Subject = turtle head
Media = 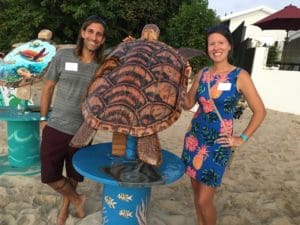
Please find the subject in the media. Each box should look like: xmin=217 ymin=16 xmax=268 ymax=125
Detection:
xmin=141 ymin=24 xmax=160 ymax=41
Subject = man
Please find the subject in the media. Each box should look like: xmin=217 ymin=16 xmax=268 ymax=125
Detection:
xmin=39 ymin=15 xmax=106 ymax=225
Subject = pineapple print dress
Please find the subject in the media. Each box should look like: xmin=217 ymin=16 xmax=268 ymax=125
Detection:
xmin=182 ymin=67 xmax=241 ymax=187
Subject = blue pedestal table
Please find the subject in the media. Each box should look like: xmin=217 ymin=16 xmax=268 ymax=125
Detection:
xmin=0 ymin=103 xmax=40 ymax=175
xmin=72 ymin=137 xmax=185 ymax=225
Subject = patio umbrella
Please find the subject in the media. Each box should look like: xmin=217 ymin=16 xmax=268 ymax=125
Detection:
xmin=253 ymin=4 xmax=300 ymax=40
xmin=177 ymin=47 xmax=206 ymax=60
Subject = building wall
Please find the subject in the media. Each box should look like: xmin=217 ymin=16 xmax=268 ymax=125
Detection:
xmin=221 ymin=7 xmax=300 ymax=115
xmin=251 ymin=47 xmax=300 ymax=115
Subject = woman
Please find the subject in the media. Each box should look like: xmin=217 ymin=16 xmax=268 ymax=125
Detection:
xmin=182 ymin=24 xmax=266 ymax=225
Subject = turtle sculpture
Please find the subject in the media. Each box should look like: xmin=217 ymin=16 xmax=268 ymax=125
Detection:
xmin=71 ymin=38 xmax=192 ymax=167
xmin=0 ymin=38 xmax=56 ymax=88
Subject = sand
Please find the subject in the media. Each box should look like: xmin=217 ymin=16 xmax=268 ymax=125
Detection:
xmin=0 ymin=103 xmax=299 ymax=224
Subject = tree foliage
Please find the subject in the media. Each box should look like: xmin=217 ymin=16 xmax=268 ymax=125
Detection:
xmin=165 ymin=0 xmax=219 ymax=71
xmin=0 ymin=0 xmax=219 ymax=70
xmin=0 ymin=0 xmax=45 ymax=51
xmin=267 ymin=45 xmax=279 ymax=66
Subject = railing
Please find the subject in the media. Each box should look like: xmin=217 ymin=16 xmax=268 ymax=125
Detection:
xmin=273 ymin=61 xmax=300 ymax=71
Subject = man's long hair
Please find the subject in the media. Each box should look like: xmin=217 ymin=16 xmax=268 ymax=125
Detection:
xmin=75 ymin=16 xmax=106 ymax=63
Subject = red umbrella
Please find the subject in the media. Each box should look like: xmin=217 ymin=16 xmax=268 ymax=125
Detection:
xmin=253 ymin=5 xmax=300 ymax=63
xmin=253 ymin=4 xmax=300 ymax=33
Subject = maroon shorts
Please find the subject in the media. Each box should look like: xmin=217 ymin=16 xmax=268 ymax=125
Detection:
xmin=40 ymin=125 xmax=84 ymax=183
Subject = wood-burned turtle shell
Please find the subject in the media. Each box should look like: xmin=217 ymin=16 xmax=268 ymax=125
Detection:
xmin=83 ymin=39 xmax=188 ymax=136
xmin=71 ymin=39 xmax=189 ymax=166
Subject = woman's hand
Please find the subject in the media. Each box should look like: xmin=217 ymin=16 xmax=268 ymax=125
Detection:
xmin=183 ymin=69 xmax=202 ymax=110
xmin=216 ymin=134 xmax=245 ymax=148
xmin=122 ymin=35 xmax=135 ymax=42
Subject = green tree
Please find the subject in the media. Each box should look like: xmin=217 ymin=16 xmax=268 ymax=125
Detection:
xmin=0 ymin=0 xmax=219 ymax=66
xmin=0 ymin=0 xmax=45 ymax=52
xmin=89 ymin=0 xmax=185 ymax=46
xmin=0 ymin=0 xmax=186 ymax=51
xmin=165 ymin=0 xmax=219 ymax=71
xmin=267 ymin=45 xmax=279 ymax=66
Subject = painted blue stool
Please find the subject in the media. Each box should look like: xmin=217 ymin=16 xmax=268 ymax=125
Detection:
xmin=0 ymin=102 xmax=40 ymax=168
xmin=73 ymin=136 xmax=185 ymax=225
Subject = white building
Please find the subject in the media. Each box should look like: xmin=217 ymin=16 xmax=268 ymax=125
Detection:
xmin=221 ymin=6 xmax=287 ymax=47
xmin=220 ymin=5 xmax=300 ymax=115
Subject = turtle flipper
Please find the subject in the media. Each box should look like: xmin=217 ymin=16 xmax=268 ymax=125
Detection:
xmin=70 ymin=121 xmax=97 ymax=148
xmin=137 ymin=133 xmax=162 ymax=166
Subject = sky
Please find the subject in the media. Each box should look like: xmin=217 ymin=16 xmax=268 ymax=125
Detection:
xmin=208 ymin=0 xmax=300 ymax=17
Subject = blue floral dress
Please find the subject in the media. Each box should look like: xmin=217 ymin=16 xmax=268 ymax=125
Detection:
xmin=182 ymin=67 xmax=241 ymax=187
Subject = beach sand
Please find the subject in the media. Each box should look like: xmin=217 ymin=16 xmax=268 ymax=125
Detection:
xmin=0 ymin=94 xmax=299 ymax=224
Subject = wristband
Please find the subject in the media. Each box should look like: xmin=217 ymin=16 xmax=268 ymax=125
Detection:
xmin=240 ymin=133 xmax=249 ymax=142
xmin=40 ymin=116 xmax=48 ymax=121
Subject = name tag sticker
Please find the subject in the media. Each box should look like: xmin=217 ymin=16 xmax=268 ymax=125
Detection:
xmin=65 ymin=62 xmax=78 ymax=71
xmin=217 ymin=82 xmax=232 ymax=91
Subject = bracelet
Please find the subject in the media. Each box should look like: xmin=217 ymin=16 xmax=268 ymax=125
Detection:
xmin=40 ymin=116 xmax=48 ymax=121
xmin=240 ymin=133 xmax=249 ymax=142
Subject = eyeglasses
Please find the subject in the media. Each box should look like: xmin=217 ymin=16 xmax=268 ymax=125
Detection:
xmin=85 ymin=15 xmax=107 ymax=27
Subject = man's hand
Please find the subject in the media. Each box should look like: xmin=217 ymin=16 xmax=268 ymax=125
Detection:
xmin=122 ymin=35 xmax=135 ymax=42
